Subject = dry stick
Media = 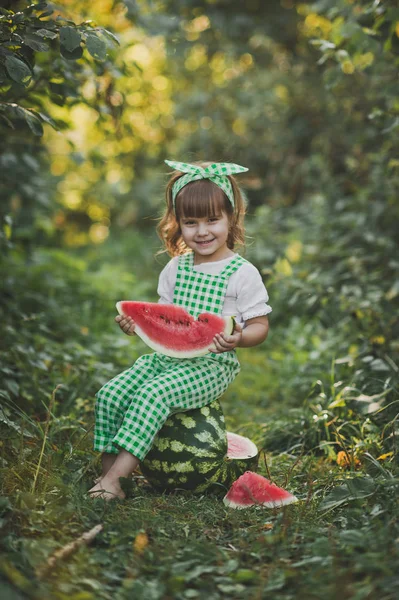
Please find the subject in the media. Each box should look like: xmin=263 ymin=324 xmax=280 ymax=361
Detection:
xmin=36 ymin=524 xmax=103 ymax=579
xmin=31 ymin=384 xmax=61 ymax=494
xmin=262 ymin=449 xmax=273 ymax=483
xmin=283 ymin=447 xmax=305 ymax=488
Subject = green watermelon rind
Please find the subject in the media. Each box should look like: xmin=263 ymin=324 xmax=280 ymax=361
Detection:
xmin=116 ymin=301 xmax=235 ymax=359
xmin=141 ymin=399 xmax=259 ymax=495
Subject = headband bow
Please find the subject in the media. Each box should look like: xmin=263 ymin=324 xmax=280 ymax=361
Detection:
xmin=164 ymin=160 xmax=248 ymax=208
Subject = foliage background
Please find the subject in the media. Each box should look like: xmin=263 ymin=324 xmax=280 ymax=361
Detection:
xmin=0 ymin=1 xmax=398 ymax=598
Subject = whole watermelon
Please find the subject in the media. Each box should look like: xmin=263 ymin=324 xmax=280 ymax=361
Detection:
xmin=140 ymin=399 xmax=258 ymax=494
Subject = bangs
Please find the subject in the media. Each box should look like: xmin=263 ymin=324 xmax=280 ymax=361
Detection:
xmin=175 ymin=179 xmax=231 ymax=219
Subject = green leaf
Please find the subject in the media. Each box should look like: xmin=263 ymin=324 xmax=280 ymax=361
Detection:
xmin=59 ymin=26 xmax=81 ymax=52
xmin=339 ymin=530 xmax=366 ymax=547
xmin=0 ymin=112 xmax=14 ymax=129
xmin=60 ymin=45 xmax=83 ymax=61
xmin=38 ymin=9 xmax=54 ymax=19
xmin=99 ymin=28 xmax=120 ymax=46
xmin=19 ymin=107 xmax=44 ymax=136
xmin=5 ymin=380 xmax=19 ymax=396
xmin=385 ymin=280 xmax=399 ymax=300
xmin=25 ymin=112 xmax=44 ymax=136
xmin=320 ymin=477 xmax=376 ymax=513
xmin=320 ymin=485 xmax=352 ymax=512
xmin=13 ymin=13 xmax=26 ymax=24
xmin=56 ymin=16 xmax=76 ymax=26
xmin=86 ymin=33 xmax=107 ymax=61
xmin=34 ymin=28 xmax=58 ymax=40
xmin=24 ymin=33 xmax=49 ymax=52
xmin=4 ymin=55 xmax=32 ymax=86
xmin=231 ymin=569 xmax=258 ymax=583
xmin=29 ymin=2 xmax=48 ymax=11
xmin=346 ymin=477 xmax=376 ymax=498
xmin=0 ymin=407 xmax=34 ymax=437
xmin=370 ymin=358 xmax=390 ymax=372
xmin=340 ymin=22 xmax=362 ymax=39
xmin=36 ymin=111 xmax=58 ymax=130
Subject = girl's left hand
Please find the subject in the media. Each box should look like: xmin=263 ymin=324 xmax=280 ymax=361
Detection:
xmin=210 ymin=322 xmax=243 ymax=354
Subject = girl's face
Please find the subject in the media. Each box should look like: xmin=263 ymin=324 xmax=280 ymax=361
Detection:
xmin=179 ymin=211 xmax=232 ymax=263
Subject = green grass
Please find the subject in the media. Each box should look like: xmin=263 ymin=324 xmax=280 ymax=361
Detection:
xmin=1 ymin=345 xmax=398 ymax=600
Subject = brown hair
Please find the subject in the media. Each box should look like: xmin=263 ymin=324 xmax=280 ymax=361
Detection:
xmin=157 ymin=161 xmax=246 ymax=256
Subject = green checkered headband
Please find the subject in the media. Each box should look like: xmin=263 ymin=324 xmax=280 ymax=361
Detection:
xmin=165 ymin=160 xmax=248 ymax=209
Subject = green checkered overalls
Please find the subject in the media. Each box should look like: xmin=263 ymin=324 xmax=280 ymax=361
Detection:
xmin=93 ymin=252 xmax=247 ymax=461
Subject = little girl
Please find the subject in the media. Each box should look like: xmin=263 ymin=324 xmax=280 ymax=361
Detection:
xmin=89 ymin=160 xmax=272 ymax=500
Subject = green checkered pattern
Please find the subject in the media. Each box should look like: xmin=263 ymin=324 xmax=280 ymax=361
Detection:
xmin=174 ymin=251 xmax=247 ymax=319
xmin=93 ymin=253 xmax=246 ymax=460
xmin=164 ymin=160 xmax=248 ymax=208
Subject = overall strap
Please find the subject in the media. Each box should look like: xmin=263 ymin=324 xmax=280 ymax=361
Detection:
xmin=218 ymin=254 xmax=248 ymax=279
xmin=178 ymin=251 xmax=194 ymax=273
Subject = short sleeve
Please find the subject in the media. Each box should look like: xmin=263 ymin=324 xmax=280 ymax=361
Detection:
xmin=157 ymin=257 xmax=178 ymax=304
xmin=236 ymin=263 xmax=272 ymax=322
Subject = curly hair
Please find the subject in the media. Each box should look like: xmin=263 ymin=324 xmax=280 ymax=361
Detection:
xmin=157 ymin=161 xmax=246 ymax=257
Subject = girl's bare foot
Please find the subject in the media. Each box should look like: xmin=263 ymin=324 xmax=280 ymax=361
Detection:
xmin=89 ymin=450 xmax=139 ymax=501
xmin=94 ymin=469 xmax=136 ymax=485
xmin=101 ymin=453 xmax=117 ymax=476
xmin=88 ymin=477 xmax=126 ymax=501
xmin=92 ymin=452 xmax=118 ymax=485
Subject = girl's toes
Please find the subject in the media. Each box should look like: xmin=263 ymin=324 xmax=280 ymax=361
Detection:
xmin=88 ymin=480 xmax=126 ymax=501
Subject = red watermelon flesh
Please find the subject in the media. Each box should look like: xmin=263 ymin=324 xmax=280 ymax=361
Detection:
xmin=223 ymin=471 xmax=298 ymax=509
xmin=227 ymin=432 xmax=258 ymax=459
xmin=116 ymin=301 xmax=234 ymax=358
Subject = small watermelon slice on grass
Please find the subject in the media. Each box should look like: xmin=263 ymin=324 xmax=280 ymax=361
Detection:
xmin=116 ymin=301 xmax=235 ymax=359
xmin=223 ymin=471 xmax=298 ymax=509
xmin=227 ymin=432 xmax=258 ymax=459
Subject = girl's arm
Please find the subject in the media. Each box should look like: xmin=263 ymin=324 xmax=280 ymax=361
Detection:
xmin=237 ymin=315 xmax=269 ymax=348
xmin=212 ymin=315 xmax=269 ymax=353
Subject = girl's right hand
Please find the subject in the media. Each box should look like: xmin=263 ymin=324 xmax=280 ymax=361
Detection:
xmin=115 ymin=314 xmax=136 ymax=336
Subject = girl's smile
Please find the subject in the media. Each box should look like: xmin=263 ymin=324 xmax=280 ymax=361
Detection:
xmin=196 ymin=239 xmax=215 ymax=246
xmin=179 ymin=212 xmax=233 ymax=263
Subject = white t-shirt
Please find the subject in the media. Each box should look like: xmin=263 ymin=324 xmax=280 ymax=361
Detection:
xmin=157 ymin=254 xmax=272 ymax=326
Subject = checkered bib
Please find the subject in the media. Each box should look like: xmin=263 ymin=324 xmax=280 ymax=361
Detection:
xmin=93 ymin=252 xmax=247 ymax=460
xmin=173 ymin=251 xmax=246 ymax=369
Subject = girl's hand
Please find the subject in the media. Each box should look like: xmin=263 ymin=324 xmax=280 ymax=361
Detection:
xmin=210 ymin=322 xmax=243 ymax=354
xmin=115 ymin=314 xmax=136 ymax=336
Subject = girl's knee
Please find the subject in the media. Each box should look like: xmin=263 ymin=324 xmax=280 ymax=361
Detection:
xmin=134 ymin=386 xmax=170 ymax=414
xmin=96 ymin=369 xmax=133 ymax=400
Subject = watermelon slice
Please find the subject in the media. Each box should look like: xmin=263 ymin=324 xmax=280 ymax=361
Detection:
xmin=116 ymin=301 xmax=234 ymax=358
xmin=223 ymin=471 xmax=298 ymax=509
xmin=227 ymin=432 xmax=258 ymax=460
